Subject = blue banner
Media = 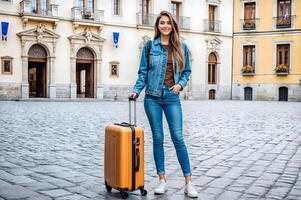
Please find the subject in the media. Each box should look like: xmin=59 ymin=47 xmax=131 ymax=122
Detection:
xmin=1 ymin=22 xmax=9 ymax=42
xmin=113 ymin=32 xmax=119 ymax=48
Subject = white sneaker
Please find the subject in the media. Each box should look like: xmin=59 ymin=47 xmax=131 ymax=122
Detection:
xmin=154 ymin=179 xmax=167 ymax=195
xmin=184 ymin=182 xmax=198 ymax=198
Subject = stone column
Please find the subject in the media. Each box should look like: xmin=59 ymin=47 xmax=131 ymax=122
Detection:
xmin=96 ymin=59 xmax=103 ymax=99
xmin=70 ymin=57 xmax=77 ymax=99
xmin=21 ymin=56 xmax=29 ymax=99
xmin=49 ymin=57 xmax=56 ymax=99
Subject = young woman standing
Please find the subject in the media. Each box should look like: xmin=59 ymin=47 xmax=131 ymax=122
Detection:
xmin=129 ymin=11 xmax=198 ymax=198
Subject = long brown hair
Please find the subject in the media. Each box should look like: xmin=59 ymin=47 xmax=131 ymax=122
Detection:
xmin=154 ymin=11 xmax=184 ymax=71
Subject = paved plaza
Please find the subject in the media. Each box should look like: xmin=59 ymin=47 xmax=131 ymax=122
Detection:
xmin=0 ymin=100 xmax=301 ymax=200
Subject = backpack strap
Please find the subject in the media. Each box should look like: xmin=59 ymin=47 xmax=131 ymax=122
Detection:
xmin=145 ymin=40 xmax=152 ymax=66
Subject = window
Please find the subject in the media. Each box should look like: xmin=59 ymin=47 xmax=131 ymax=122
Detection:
xmin=243 ymin=2 xmax=256 ymax=30
xmin=171 ymin=1 xmax=181 ymax=20
xmin=277 ymin=0 xmax=292 ymax=28
xmin=110 ymin=61 xmax=119 ymax=77
xmin=31 ymin=0 xmax=49 ymax=15
xmin=79 ymin=0 xmax=94 ymax=18
xmin=113 ymin=0 xmax=121 ymax=15
xmin=277 ymin=44 xmax=290 ymax=67
xmin=278 ymin=0 xmax=291 ymax=17
xmin=243 ymin=45 xmax=255 ymax=67
xmin=1 ymin=56 xmax=13 ymax=75
xmin=208 ymin=53 xmax=217 ymax=84
xmin=140 ymin=0 xmax=150 ymax=24
xmin=142 ymin=0 xmax=150 ymax=15
xmin=208 ymin=5 xmax=216 ymax=32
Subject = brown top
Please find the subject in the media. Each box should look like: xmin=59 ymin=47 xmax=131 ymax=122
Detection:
xmin=162 ymin=44 xmax=175 ymax=87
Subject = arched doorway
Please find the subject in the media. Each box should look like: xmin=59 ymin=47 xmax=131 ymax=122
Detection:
xmin=76 ymin=47 xmax=94 ymax=98
xmin=208 ymin=53 xmax=217 ymax=84
xmin=279 ymin=87 xmax=288 ymax=101
xmin=244 ymin=87 xmax=253 ymax=101
xmin=209 ymin=89 xmax=215 ymax=100
xmin=28 ymin=44 xmax=47 ymax=98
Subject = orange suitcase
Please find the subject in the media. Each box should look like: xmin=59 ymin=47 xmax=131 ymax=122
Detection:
xmin=104 ymin=99 xmax=147 ymax=199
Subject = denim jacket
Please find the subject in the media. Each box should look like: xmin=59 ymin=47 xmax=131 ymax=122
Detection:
xmin=133 ymin=37 xmax=191 ymax=97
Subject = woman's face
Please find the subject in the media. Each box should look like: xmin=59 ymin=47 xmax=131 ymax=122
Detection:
xmin=158 ymin=15 xmax=172 ymax=36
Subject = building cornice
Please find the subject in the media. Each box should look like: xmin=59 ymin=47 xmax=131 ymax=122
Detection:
xmin=234 ymin=29 xmax=301 ymax=36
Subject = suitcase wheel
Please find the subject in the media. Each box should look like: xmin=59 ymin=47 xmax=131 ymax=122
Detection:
xmin=120 ymin=191 xmax=128 ymax=199
xmin=105 ymin=181 xmax=112 ymax=192
xmin=140 ymin=188 xmax=147 ymax=196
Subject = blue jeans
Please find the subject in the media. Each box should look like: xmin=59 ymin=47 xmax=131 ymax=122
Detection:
xmin=144 ymin=87 xmax=192 ymax=177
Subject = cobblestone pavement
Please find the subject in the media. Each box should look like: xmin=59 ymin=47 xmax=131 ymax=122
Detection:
xmin=0 ymin=100 xmax=301 ymax=200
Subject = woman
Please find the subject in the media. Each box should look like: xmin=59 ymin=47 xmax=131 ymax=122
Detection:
xmin=128 ymin=11 xmax=198 ymax=198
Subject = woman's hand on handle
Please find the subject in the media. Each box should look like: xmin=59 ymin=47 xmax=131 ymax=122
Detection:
xmin=128 ymin=92 xmax=138 ymax=100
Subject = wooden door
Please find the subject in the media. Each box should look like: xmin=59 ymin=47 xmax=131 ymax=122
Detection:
xmin=244 ymin=87 xmax=253 ymax=101
xmin=209 ymin=5 xmax=216 ymax=31
xmin=279 ymin=87 xmax=288 ymax=101
xmin=33 ymin=0 xmax=49 ymax=15
xmin=244 ymin=2 xmax=255 ymax=20
xmin=85 ymin=63 xmax=94 ymax=98
xmin=171 ymin=2 xmax=180 ymax=21
xmin=142 ymin=0 xmax=150 ymax=24
xmin=35 ymin=63 xmax=46 ymax=97
xmin=278 ymin=0 xmax=291 ymax=17
xmin=28 ymin=61 xmax=47 ymax=98
xmin=209 ymin=90 xmax=215 ymax=100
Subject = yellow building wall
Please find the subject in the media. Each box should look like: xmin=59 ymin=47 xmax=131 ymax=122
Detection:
xmin=233 ymin=0 xmax=301 ymax=85
xmin=233 ymin=34 xmax=301 ymax=84
xmin=295 ymin=0 xmax=301 ymax=28
xmin=234 ymin=0 xmax=301 ymax=32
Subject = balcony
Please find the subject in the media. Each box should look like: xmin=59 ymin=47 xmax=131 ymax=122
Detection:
xmin=203 ymin=19 xmax=221 ymax=33
xmin=19 ymin=0 xmax=59 ymax=28
xmin=241 ymin=18 xmax=260 ymax=31
xmin=173 ymin=16 xmax=191 ymax=30
xmin=136 ymin=12 xmax=156 ymax=27
xmin=72 ymin=7 xmax=104 ymax=31
xmin=72 ymin=7 xmax=104 ymax=23
xmin=274 ymin=15 xmax=296 ymax=29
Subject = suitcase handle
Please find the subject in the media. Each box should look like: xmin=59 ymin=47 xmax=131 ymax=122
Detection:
xmin=129 ymin=99 xmax=136 ymax=126
xmin=135 ymin=148 xmax=140 ymax=172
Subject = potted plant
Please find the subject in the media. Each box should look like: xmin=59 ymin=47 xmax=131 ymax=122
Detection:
xmin=241 ymin=65 xmax=255 ymax=74
xmin=243 ymin=20 xmax=256 ymax=30
xmin=275 ymin=64 xmax=289 ymax=73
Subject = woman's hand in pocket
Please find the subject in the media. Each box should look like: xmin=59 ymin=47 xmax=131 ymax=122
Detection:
xmin=169 ymin=84 xmax=182 ymax=94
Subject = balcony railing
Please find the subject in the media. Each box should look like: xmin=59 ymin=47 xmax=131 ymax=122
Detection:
xmin=136 ymin=12 xmax=156 ymax=27
xmin=274 ymin=15 xmax=296 ymax=29
xmin=20 ymin=0 xmax=58 ymax=17
xmin=173 ymin=16 xmax=191 ymax=30
xmin=241 ymin=18 xmax=260 ymax=30
xmin=72 ymin=7 xmax=104 ymax=23
xmin=203 ymin=19 xmax=221 ymax=33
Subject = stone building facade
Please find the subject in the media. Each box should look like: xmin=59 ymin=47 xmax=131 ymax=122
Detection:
xmin=0 ymin=0 xmax=233 ymax=100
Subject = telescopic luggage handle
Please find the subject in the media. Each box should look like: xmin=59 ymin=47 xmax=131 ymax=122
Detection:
xmin=128 ymin=98 xmax=136 ymax=126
